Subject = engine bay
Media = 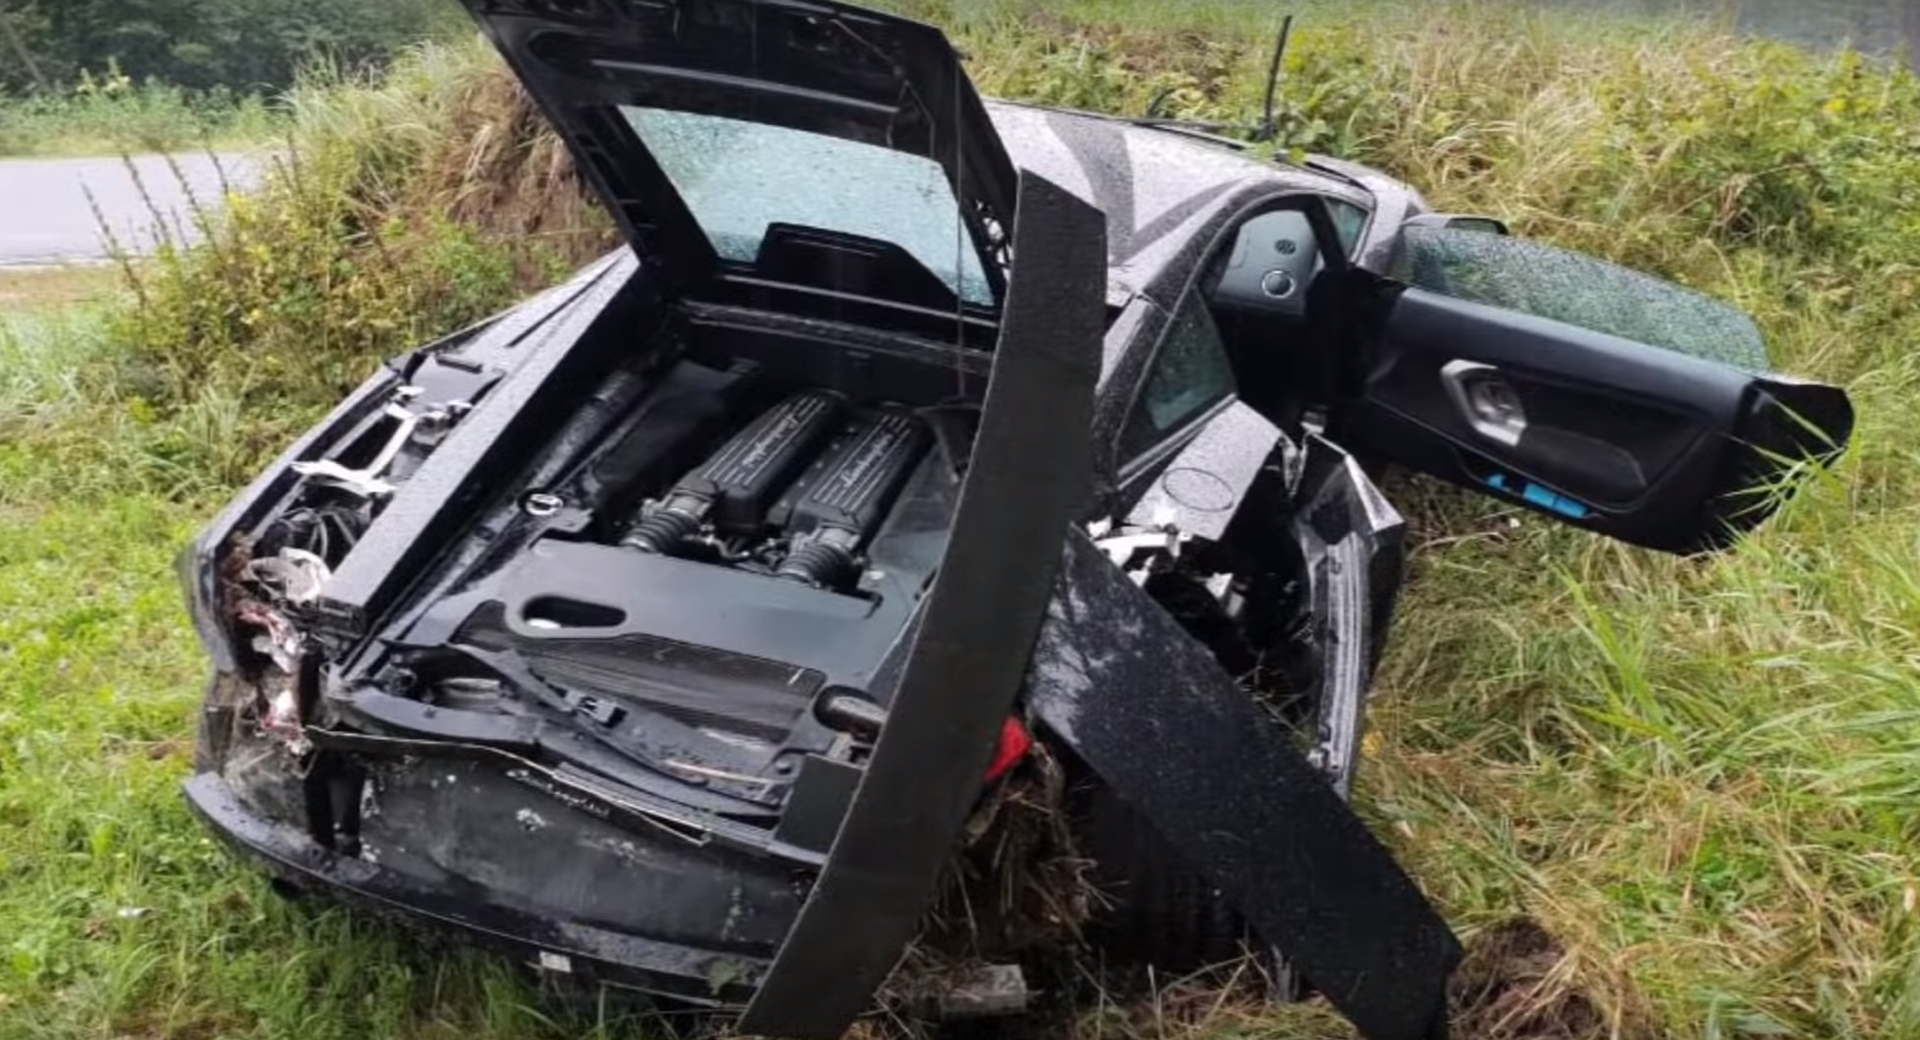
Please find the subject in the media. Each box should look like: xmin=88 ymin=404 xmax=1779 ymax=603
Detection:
xmin=211 ymin=303 xmax=985 ymax=832
xmin=388 ymin=359 xmax=970 ymax=779
xmin=205 ymin=274 xmax=1335 ymax=871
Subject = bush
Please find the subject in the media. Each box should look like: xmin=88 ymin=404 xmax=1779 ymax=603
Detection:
xmin=111 ymin=41 xmax=613 ymax=422
xmin=0 ymin=0 xmax=467 ymax=95
xmin=0 ymin=68 xmax=280 ymax=156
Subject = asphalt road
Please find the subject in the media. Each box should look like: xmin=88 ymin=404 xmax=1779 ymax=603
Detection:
xmin=0 ymin=152 xmax=265 ymax=267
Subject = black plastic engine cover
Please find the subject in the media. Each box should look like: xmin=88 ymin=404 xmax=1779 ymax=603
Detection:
xmin=680 ymin=390 xmax=844 ymax=533
xmin=583 ymin=360 xmax=754 ymax=511
xmin=772 ymin=407 xmax=931 ymax=541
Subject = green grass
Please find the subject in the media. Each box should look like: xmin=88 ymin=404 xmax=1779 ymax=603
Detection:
xmin=0 ymin=269 xmax=119 ymax=420
xmin=0 ymin=81 xmax=283 ymax=158
xmin=0 ymin=491 xmax=622 ymax=1040
xmin=3 ymin=1 xmax=1919 ymax=1037
xmin=0 ymin=285 xmax=655 ymax=1040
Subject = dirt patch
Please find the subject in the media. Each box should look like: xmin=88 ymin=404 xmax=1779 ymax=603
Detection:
xmin=1450 ymin=919 xmax=1607 ymax=1040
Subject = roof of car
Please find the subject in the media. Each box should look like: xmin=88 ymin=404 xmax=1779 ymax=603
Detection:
xmin=985 ymin=100 xmax=1378 ymax=301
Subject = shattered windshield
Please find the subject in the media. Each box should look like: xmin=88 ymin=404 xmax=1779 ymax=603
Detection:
xmin=1391 ymin=226 xmax=1770 ymax=371
xmin=622 ymin=106 xmax=994 ymax=307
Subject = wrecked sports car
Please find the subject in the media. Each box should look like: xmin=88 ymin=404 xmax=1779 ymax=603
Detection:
xmin=177 ymin=3 xmax=1854 ymax=1039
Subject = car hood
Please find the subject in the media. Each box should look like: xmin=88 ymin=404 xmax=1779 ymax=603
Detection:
xmin=454 ymin=0 xmax=1019 ymax=315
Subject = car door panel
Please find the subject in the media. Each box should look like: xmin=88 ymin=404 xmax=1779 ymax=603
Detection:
xmin=1342 ymin=232 xmax=1852 ymax=554
xmin=741 ymin=169 xmax=1105 ymax=1039
xmin=1026 ymin=529 xmax=1457 ymax=1040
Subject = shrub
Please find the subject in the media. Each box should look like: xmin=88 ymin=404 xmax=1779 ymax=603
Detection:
xmin=0 ymin=68 xmax=281 ymax=156
xmin=110 ymin=41 xmax=613 ymax=420
xmin=0 ymin=0 xmax=467 ymax=95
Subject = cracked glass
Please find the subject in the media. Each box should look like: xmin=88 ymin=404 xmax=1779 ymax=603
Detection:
xmin=623 ymin=106 xmax=994 ymax=307
xmin=1391 ymin=226 xmax=1769 ymax=371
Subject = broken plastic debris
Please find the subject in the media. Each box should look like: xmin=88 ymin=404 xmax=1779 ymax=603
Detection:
xmin=245 ymin=548 xmax=333 ymax=606
xmin=233 ymin=602 xmax=302 ymax=673
xmin=262 ymin=687 xmax=311 ymax=757
xmin=930 ymin=964 xmax=1029 ymax=1019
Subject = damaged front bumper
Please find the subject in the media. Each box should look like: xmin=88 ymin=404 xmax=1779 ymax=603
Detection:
xmin=184 ymin=738 xmax=807 ymax=1006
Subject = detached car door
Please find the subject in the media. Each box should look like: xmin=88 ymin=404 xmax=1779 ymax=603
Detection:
xmin=1339 ymin=225 xmax=1853 ymax=553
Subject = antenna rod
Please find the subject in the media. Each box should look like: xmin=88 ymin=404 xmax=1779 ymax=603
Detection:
xmin=1256 ymin=14 xmax=1293 ymax=144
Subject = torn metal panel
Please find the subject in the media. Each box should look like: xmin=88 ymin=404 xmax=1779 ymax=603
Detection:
xmin=740 ymin=169 xmax=1106 ymax=1038
xmin=1292 ymin=432 xmax=1407 ymax=799
xmin=1027 ymin=528 xmax=1459 ymax=1040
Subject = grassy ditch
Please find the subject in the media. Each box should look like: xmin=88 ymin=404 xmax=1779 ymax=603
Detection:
xmin=1 ymin=2 xmax=1918 ymax=1038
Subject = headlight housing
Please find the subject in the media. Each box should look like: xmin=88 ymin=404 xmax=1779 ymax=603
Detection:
xmin=176 ymin=533 xmax=238 ymax=671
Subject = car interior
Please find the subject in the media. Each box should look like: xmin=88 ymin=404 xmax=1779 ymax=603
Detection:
xmin=1203 ymin=204 xmax=1339 ymax=430
xmin=1121 ymin=195 xmax=1365 ymax=460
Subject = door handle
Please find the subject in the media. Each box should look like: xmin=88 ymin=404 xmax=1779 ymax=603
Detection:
xmin=1440 ymin=360 xmax=1527 ymax=447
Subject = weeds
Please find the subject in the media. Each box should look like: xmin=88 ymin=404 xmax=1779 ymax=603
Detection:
xmin=3 ymin=2 xmax=1920 ymax=1038
xmin=112 ymin=43 xmax=610 ymax=429
xmin=0 ymin=73 xmax=281 ymax=158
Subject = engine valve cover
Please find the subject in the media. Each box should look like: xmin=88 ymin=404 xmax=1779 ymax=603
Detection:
xmin=626 ymin=389 xmax=846 ymax=552
xmin=773 ymin=407 xmax=931 ymax=588
xmin=778 ymin=408 xmax=931 ymax=539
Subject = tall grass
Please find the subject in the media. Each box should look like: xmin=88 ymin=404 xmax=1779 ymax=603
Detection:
xmin=110 ymin=42 xmax=611 ymax=419
xmin=3 ymin=2 xmax=1918 ymax=1038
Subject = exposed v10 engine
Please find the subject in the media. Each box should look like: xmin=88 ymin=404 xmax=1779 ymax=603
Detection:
xmin=619 ymin=389 xmax=933 ymax=593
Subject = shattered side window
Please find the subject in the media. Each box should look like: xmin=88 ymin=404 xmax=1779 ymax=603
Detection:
xmin=1390 ymin=226 xmax=1770 ymax=371
xmin=622 ymin=106 xmax=994 ymax=307
xmin=1120 ymin=294 xmax=1235 ymax=462
xmin=1328 ymin=198 xmax=1369 ymax=256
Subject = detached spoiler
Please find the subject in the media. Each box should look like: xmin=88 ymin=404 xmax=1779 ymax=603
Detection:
xmin=741 ymin=170 xmax=1107 ymax=1035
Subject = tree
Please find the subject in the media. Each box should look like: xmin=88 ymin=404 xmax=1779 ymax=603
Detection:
xmin=0 ymin=1 xmax=48 ymax=91
xmin=0 ymin=0 xmax=461 ymax=95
